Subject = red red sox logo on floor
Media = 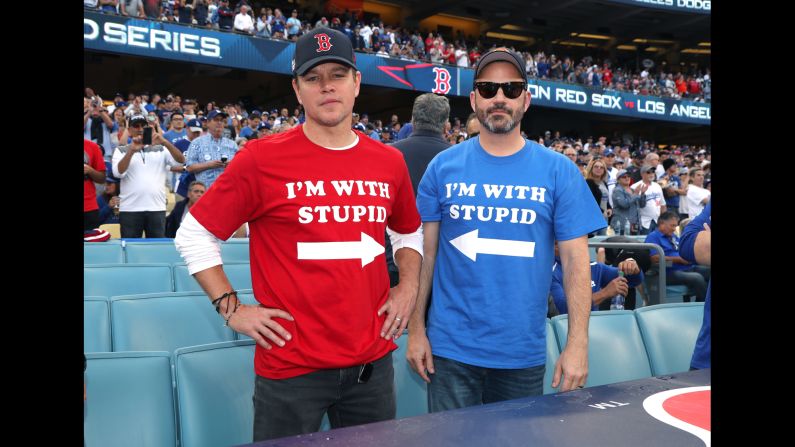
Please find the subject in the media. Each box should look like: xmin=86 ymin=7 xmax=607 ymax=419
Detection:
xmin=643 ymin=386 xmax=710 ymax=446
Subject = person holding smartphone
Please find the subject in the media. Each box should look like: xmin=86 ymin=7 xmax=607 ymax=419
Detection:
xmin=183 ymin=109 xmax=238 ymax=190
xmin=111 ymin=114 xmax=186 ymax=238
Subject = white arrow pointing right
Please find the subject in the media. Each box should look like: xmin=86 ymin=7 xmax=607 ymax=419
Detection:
xmin=449 ymin=229 xmax=535 ymax=262
xmin=297 ymin=232 xmax=385 ymax=267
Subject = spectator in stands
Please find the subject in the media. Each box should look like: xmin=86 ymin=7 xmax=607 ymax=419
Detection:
xmin=171 ymin=118 xmax=204 ymax=199
xmin=97 ymin=0 xmax=118 ymax=14
xmin=142 ymin=0 xmax=161 ymax=19
xmin=585 ymin=158 xmax=612 ymax=235
xmin=112 ymin=114 xmax=186 ymax=238
xmin=239 ymin=110 xmax=261 ymax=139
xmin=184 ymin=109 xmax=237 ymax=190
xmin=121 ymin=0 xmax=145 ymax=17
xmin=627 ymin=151 xmax=644 ymax=182
xmin=645 ymin=211 xmax=710 ymax=302
xmin=550 ymin=241 xmax=643 ymax=314
xmin=408 ymin=48 xmax=604 ymax=411
xmin=645 ymin=152 xmax=663 ymax=180
xmin=680 ymin=203 xmax=710 ymax=369
xmin=562 ymin=146 xmax=578 ymax=163
xmin=685 ymin=168 xmax=710 ymax=218
xmin=464 ymin=112 xmax=480 ymax=138
xmin=611 ymin=169 xmax=646 ymax=235
xmin=217 ymin=0 xmax=234 ymax=30
xmin=385 ymin=93 xmax=450 ymax=287
xmin=658 ymin=158 xmax=687 ymax=218
xmin=632 ymin=165 xmax=666 ymax=234
xmin=163 ymin=111 xmax=187 ymax=143
xmin=192 ymin=0 xmax=209 ymax=27
xmin=165 ymin=181 xmax=205 ymax=237
xmin=234 ymin=4 xmax=255 ymax=34
xmin=84 ymin=94 xmax=116 ymax=162
xmin=286 ymin=9 xmax=301 ymax=39
xmin=97 ymin=172 xmax=121 ymax=226
xmin=256 ymin=8 xmax=271 ymax=37
xmin=270 ymin=9 xmax=286 ymax=39
xmin=84 ymin=139 xmax=107 ymax=231
xmin=175 ymin=28 xmax=422 ymax=441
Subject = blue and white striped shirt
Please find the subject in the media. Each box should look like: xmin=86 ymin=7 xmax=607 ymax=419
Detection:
xmin=184 ymin=133 xmax=238 ymax=189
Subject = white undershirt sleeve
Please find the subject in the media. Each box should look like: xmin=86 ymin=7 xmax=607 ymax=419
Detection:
xmin=387 ymin=224 xmax=424 ymax=268
xmin=174 ymin=212 xmax=224 ymax=275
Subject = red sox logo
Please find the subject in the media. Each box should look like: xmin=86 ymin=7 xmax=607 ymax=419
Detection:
xmin=432 ymin=67 xmax=451 ymax=94
xmin=643 ymin=386 xmax=710 ymax=446
xmin=315 ymin=34 xmax=333 ymax=52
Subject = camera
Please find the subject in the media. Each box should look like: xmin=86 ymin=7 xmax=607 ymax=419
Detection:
xmin=221 ymin=155 xmax=228 ymax=163
xmin=91 ymin=97 xmax=100 ymax=108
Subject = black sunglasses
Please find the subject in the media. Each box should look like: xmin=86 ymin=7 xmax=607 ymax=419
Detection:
xmin=474 ymin=81 xmax=526 ymax=99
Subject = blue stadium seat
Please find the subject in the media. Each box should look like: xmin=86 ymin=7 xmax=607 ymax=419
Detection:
xmin=173 ymin=262 xmax=252 ymax=292
xmin=84 ymin=296 xmax=111 ymax=353
xmin=393 ymin=331 xmax=429 ymax=418
xmin=221 ymin=240 xmax=250 ymax=263
xmin=174 ymin=341 xmax=256 ymax=447
xmin=84 ymin=241 xmax=124 ymax=264
xmin=544 ymin=318 xmax=561 ymax=395
xmin=125 ymin=241 xmax=184 ymax=264
xmin=634 ymin=302 xmax=705 ymax=375
xmin=85 ymin=263 xmax=173 ymax=297
xmin=84 ymin=351 xmax=177 ymax=447
xmin=551 ymin=311 xmax=652 ymax=387
xmin=110 ymin=292 xmax=236 ymax=353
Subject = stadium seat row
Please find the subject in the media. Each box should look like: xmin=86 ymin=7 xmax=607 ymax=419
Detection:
xmin=84 ymin=300 xmax=704 ymax=447
xmin=84 ymin=239 xmax=250 ymax=264
xmin=84 ymin=262 xmax=252 ymax=296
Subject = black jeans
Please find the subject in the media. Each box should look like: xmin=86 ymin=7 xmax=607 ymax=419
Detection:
xmin=119 ymin=211 xmax=166 ymax=238
xmin=252 ymin=351 xmax=395 ymax=441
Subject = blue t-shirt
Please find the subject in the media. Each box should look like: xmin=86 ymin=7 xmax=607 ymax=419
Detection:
xmin=163 ymin=129 xmax=187 ymax=144
xmin=680 ymin=202 xmax=710 ymax=369
xmin=417 ymin=137 xmax=605 ymax=368
xmin=644 ymin=230 xmax=691 ymax=273
xmin=239 ymin=126 xmax=256 ymax=139
xmin=663 ymin=174 xmax=681 ymax=209
xmin=550 ymin=260 xmax=643 ymax=314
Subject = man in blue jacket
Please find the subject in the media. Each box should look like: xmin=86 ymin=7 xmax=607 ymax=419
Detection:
xmin=550 ymin=241 xmax=643 ymax=314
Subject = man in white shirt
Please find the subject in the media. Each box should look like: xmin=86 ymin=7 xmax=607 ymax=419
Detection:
xmin=359 ymin=24 xmax=373 ymax=49
xmin=631 ymin=165 xmax=666 ymax=234
xmin=112 ymin=114 xmax=186 ymax=238
xmin=234 ymin=5 xmax=255 ymax=34
xmin=685 ymin=168 xmax=711 ymax=217
xmin=455 ymin=45 xmax=469 ymax=67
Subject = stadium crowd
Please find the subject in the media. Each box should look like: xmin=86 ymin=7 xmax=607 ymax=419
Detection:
xmin=83 ymin=1 xmax=711 ymax=102
xmin=84 ymin=85 xmax=710 ymax=239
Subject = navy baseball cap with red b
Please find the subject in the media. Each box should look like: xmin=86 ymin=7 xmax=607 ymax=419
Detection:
xmin=292 ymin=28 xmax=356 ymax=76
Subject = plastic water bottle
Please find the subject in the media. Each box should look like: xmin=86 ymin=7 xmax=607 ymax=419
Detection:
xmin=623 ymin=219 xmax=631 ymax=236
xmin=610 ymin=271 xmax=625 ymax=310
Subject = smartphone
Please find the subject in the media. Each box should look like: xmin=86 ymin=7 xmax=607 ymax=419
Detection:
xmin=142 ymin=127 xmax=153 ymax=145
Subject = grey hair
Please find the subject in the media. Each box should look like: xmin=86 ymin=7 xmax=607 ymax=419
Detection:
xmin=410 ymin=93 xmax=450 ymax=134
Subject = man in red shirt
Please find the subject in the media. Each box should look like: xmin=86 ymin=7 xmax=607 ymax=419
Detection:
xmin=84 ymin=139 xmax=107 ymax=231
xmin=175 ymin=27 xmax=423 ymax=441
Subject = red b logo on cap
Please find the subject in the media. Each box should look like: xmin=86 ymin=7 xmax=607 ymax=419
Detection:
xmin=315 ymin=34 xmax=333 ymax=52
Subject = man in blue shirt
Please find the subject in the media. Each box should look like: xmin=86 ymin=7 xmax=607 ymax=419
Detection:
xmin=239 ymin=111 xmax=261 ymax=139
xmin=550 ymin=241 xmax=643 ymax=314
xmin=185 ymin=109 xmax=238 ymax=190
xmin=408 ymin=48 xmax=605 ymax=411
xmin=163 ymin=111 xmax=188 ymax=144
xmin=644 ymin=211 xmax=710 ymax=301
xmin=679 ymin=202 xmax=710 ymax=369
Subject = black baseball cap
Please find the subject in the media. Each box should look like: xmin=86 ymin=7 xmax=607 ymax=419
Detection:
xmin=473 ymin=47 xmax=527 ymax=83
xmin=292 ymin=28 xmax=356 ymax=76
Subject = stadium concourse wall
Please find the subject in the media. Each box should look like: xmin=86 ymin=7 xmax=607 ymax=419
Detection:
xmin=84 ymin=11 xmax=710 ymax=126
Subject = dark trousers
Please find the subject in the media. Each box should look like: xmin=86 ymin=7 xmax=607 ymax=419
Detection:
xmin=668 ymin=265 xmax=711 ymax=302
xmin=119 ymin=211 xmax=166 ymax=238
xmin=252 ymin=352 xmax=395 ymax=441
xmin=427 ymin=355 xmax=544 ymax=413
xmin=84 ymin=210 xmax=100 ymax=232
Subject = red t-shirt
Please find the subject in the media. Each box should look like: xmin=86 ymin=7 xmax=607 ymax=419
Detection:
xmin=84 ymin=139 xmax=105 ymax=212
xmin=190 ymin=125 xmax=421 ymax=379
